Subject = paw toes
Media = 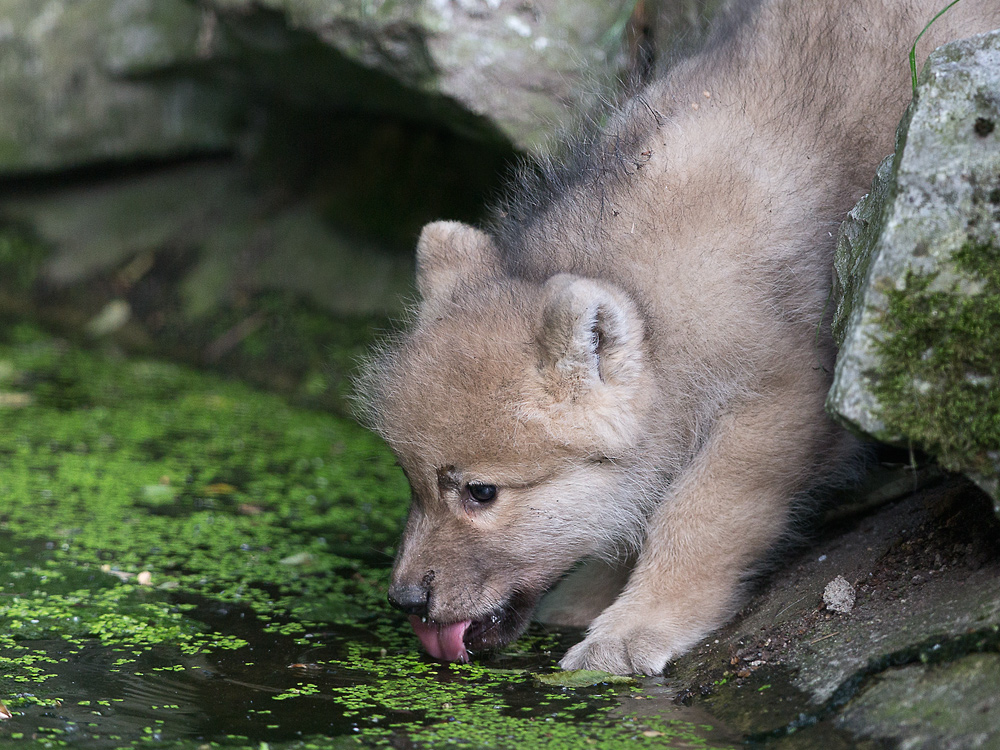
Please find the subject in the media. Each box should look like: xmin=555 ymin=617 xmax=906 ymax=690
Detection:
xmin=623 ymin=632 xmax=673 ymax=675
xmin=560 ymin=639 xmax=626 ymax=674
xmin=560 ymin=630 xmax=674 ymax=676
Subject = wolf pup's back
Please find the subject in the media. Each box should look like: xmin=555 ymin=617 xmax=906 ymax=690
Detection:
xmin=357 ymin=0 xmax=1000 ymax=675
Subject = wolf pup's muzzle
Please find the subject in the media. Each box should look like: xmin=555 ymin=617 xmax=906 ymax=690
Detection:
xmin=387 ymin=581 xmax=472 ymax=662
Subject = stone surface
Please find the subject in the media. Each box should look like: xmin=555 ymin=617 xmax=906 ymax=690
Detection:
xmin=822 ymin=575 xmax=855 ymax=615
xmin=204 ymin=0 xmax=638 ymax=152
xmin=837 ymin=653 xmax=1000 ymax=749
xmin=2 ymin=162 xmax=414 ymax=317
xmin=667 ymin=477 xmax=1000 ymax=746
xmin=0 ymin=0 xmax=640 ymax=173
xmin=0 ymin=0 xmax=639 ymax=324
xmin=827 ymin=30 xmax=1000 ymax=506
xmin=0 ymin=0 xmax=237 ymax=172
xmin=829 ymin=155 xmax=894 ymax=350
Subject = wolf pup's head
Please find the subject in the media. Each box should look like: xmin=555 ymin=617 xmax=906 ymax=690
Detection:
xmin=355 ymin=221 xmax=657 ymax=662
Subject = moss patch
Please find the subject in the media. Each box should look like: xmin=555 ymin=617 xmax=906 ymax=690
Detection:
xmin=870 ymin=237 xmax=1000 ymax=478
xmin=838 ymin=652 xmax=1000 ymax=746
xmin=0 ymin=225 xmax=49 ymax=292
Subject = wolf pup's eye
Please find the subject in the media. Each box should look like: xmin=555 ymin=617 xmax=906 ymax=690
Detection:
xmin=466 ymin=483 xmax=498 ymax=503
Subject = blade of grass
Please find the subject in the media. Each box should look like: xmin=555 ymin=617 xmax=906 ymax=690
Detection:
xmin=910 ymin=0 xmax=964 ymax=96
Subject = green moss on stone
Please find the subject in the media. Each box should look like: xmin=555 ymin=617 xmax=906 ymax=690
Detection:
xmin=0 ymin=226 xmax=49 ymax=291
xmin=871 ymin=238 xmax=1000 ymax=477
xmin=839 ymin=653 xmax=1000 ymax=746
xmin=535 ymin=669 xmax=637 ymax=688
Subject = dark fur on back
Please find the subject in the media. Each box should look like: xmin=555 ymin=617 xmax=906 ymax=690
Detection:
xmin=489 ymin=96 xmax=662 ymax=280
xmin=489 ymin=1 xmax=765 ymax=283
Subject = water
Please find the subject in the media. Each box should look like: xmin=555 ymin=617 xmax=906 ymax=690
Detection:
xmin=0 ymin=328 xmax=740 ymax=749
xmin=2 ymin=603 xmax=740 ymax=749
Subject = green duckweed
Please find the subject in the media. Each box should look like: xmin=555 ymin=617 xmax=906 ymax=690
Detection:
xmin=0 ymin=321 xmax=733 ymax=749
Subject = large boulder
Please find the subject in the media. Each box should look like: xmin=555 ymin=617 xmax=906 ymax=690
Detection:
xmin=0 ymin=0 xmax=642 ymax=323
xmin=204 ymin=0 xmax=638 ymax=152
xmin=828 ymin=29 xmax=1000 ymax=512
xmin=0 ymin=0 xmax=640 ymax=174
xmin=2 ymin=161 xmax=415 ymax=317
xmin=0 ymin=0 xmax=238 ymax=173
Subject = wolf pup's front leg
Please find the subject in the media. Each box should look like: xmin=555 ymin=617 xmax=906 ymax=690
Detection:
xmin=561 ymin=366 xmax=838 ymax=675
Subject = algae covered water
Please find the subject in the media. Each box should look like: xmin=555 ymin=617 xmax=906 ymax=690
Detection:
xmin=0 ymin=322 xmax=736 ymax=749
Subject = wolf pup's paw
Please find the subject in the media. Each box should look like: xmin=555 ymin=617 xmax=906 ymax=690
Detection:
xmin=559 ymin=626 xmax=677 ymax=676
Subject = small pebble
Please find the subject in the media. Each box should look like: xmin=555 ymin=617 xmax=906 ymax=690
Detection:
xmin=823 ymin=575 xmax=855 ymax=614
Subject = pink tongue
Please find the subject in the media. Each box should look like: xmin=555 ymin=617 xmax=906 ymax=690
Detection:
xmin=409 ymin=616 xmax=472 ymax=663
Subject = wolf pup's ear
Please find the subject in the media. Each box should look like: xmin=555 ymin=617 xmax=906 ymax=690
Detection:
xmin=415 ymin=221 xmax=496 ymax=302
xmin=537 ymin=274 xmax=646 ymax=392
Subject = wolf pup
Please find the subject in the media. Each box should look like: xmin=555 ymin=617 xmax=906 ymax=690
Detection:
xmin=357 ymin=0 xmax=1000 ymax=675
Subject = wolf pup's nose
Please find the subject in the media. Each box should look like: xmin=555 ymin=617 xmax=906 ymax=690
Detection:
xmin=387 ymin=584 xmax=430 ymax=616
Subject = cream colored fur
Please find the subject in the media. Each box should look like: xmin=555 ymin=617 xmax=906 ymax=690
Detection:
xmin=357 ymin=0 xmax=1000 ymax=674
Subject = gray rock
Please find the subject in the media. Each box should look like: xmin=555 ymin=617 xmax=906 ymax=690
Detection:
xmin=0 ymin=0 xmax=238 ymax=172
xmin=829 ymin=155 xmax=894 ymax=350
xmin=837 ymin=653 xmax=1000 ymax=749
xmin=2 ymin=162 xmax=414 ymax=317
xmin=0 ymin=0 xmax=639 ymax=172
xmin=761 ymin=485 xmax=999 ymax=705
xmin=827 ymin=30 xmax=1000 ymax=509
xmin=204 ymin=0 xmax=638 ymax=152
xmin=822 ymin=575 xmax=855 ymax=614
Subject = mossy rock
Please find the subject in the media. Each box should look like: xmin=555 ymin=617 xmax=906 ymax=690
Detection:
xmin=534 ymin=669 xmax=637 ymax=688
xmin=837 ymin=652 xmax=1000 ymax=748
xmin=828 ymin=30 xmax=1000 ymax=512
